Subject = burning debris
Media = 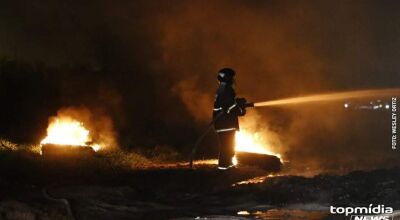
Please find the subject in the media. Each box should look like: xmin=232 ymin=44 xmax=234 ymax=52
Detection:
xmin=234 ymin=152 xmax=281 ymax=172
xmin=41 ymin=144 xmax=95 ymax=158
xmin=235 ymin=129 xmax=281 ymax=159
xmin=233 ymin=129 xmax=282 ymax=171
xmin=40 ymin=116 xmax=101 ymax=157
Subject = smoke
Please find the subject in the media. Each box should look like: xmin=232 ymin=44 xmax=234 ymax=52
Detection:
xmin=172 ymin=77 xmax=213 ymax=122
xmin=156 ymin=1 xmax=399 ymax=173
xmin=0 ymin=0 xmax=399 ymax=172
xmin=281 ymin=102 xmax=395 ymax=174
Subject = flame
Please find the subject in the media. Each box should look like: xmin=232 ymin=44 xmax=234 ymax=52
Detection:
xmin=235 ymin=129 xmax=281 ymax=158
xmin=41 ymin=117 xmax=101 ymax=151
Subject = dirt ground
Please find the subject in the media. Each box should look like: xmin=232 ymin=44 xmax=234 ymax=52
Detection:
xmin=0 ymin=150 xmax=399 ymax=220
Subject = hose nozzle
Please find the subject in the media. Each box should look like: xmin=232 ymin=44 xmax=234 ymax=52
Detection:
xmin=244 ymin=102 xmax=254 ymax=108
xmin=236 ymin=97 xmax=254 ymax=109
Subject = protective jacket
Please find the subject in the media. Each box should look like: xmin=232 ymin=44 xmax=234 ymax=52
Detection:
xmin=213 ymin=82 xmax=244 ymax=132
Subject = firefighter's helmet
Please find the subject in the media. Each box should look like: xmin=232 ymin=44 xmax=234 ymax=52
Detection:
xmin=217 ymin=68 xmax=235 ymax=83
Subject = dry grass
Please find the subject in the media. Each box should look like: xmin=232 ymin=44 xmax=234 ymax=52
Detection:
xmin=0 ymin=138 xmax=41 ymax=154
xmin=103 ymin=150 xmax=152 ymax=169
xmin=0 ymin=139 xmax=18 ymax=151
xmin=0 ymin=138 xmax=184 ymax=175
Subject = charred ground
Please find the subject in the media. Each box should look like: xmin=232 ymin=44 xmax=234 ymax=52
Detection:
xmin=0 ymin=143 xmax=399 ymax=220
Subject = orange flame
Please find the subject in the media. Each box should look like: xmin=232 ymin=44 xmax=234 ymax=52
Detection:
xmin=41 ymin=117 xmax=101 ymax=151
xmin=235 ymin=130 xmax=280 ymax=157
xmin=233 ymin=129 xmax=282 ymax=165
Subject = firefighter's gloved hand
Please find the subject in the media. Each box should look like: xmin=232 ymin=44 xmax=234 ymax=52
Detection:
xmin=231 ymin=97 xmax=247 ymax=116
xmin=237 ymin=106 xmax=246 ymax=116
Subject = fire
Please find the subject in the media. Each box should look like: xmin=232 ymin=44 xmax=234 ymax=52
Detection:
xmin=235 ymin=129 xmax=281 ymax=158
xmin=41 ymin=117 xmax=101 ymax=151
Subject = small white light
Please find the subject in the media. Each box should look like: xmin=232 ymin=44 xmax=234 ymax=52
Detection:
xmin=237 ymin=211 xmax=250 ymax=215
xmin=232 ymin=156 xmax=238 ymax=166
xmin=344 ymin=103 xmax=349 ymax=108
xmin=385 ymin=104 xmax=390 ymax=109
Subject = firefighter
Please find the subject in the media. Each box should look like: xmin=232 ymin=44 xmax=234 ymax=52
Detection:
xmin=213 ymin=68 xmax=246 ymax=170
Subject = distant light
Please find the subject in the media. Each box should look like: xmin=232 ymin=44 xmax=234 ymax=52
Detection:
xmin=344 ymin=103 xmax=349 ymax=108
xmin=379 ymin=104 xmax=383 ymax=108
xmin=385 ymin=104 xmax=390 ymax=109
xmin=237 ymin=211 xmax=250 ymax=215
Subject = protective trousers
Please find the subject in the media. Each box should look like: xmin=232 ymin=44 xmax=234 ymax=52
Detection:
xmin=217 ymin=130 xmax=235 ymax=167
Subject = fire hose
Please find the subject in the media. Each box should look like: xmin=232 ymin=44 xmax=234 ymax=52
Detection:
xmin=189 ymin=98 xmax=254 ymax=169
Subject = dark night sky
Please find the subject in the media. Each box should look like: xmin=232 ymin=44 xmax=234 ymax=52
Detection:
xmin=0 ymin=0 xmax=399 ymax=171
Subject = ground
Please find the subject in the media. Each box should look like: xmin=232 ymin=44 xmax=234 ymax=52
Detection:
xmin=0 ymin=147 xmax=399 ymax=220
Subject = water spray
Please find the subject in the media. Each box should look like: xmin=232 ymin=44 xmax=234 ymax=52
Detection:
xmin=252 ymin=88 xmax=400 ymax=108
